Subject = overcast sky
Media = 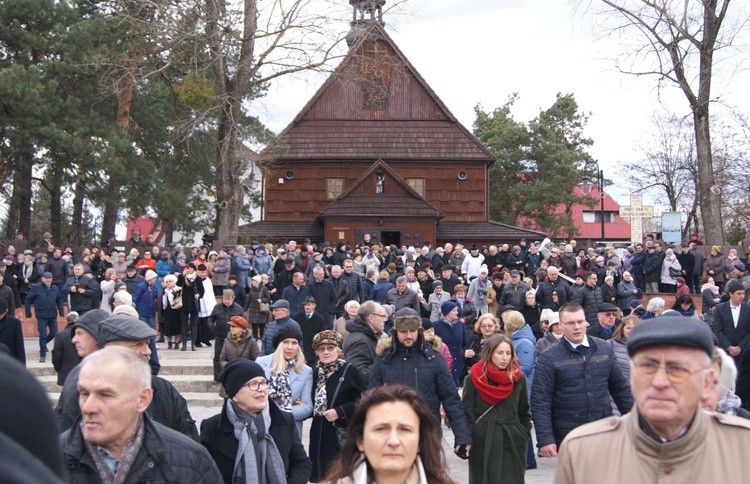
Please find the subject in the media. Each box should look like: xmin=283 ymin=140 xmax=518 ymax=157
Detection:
xmin=252 ymin=0 xmax=750 ymax=207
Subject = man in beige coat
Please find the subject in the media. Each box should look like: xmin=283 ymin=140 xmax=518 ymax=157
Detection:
xmin=555 ymin=315 xmax=750 ymax=483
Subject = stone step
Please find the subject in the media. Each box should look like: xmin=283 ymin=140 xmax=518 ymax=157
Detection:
xmin=38 ymin=373 xmax=219 ymax=394
xmin=27 ymin=361 xmax=214 ymax=377
xmin=47 ymin=393 xmax=226 ymax=409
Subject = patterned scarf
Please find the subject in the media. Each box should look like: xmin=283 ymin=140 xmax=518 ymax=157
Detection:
xmin=313 ymin=359 xmax=346 ymax=417
xmin=471 ymin=360 xmax=521 ymax=406
xmin=226 ymin=400 xmax=286 ymax=484
xmin=86 ymin=415 xmax=145 ymax=484
xmin=268 ymin=359 xmax=295 ymax=411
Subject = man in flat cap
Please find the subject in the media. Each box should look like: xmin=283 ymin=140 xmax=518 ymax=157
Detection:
xmin=57 ymin=313 xmax=199 ymax=441
xmin=61 ymin=347 xmax=222 ymax=482
xmin=261 ymin=299 xmax=302 ymax=356
xmin=586 ymin=303 xmax=620 ymax=341
xmin=555 ymin=315 xmax=750 ymax=483
xmin=369 ymin=308 xmax=472 ymax=459
xmin=292 ymin=296 xmax=329 ymax=366
xmin=24 ymin=270 xmax=65 ymax=363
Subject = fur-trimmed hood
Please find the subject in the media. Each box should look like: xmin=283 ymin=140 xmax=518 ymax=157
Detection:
xmin=375 ymin=330 xmax=443 ymax=356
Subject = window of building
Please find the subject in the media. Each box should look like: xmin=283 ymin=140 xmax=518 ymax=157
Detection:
xmin=327 ymin=179 xmax=343 ymax=199
xmin=407 ymin=178 xmax=425 ymax=196
xmin=582 ymin=211 xmax=617 ymax=223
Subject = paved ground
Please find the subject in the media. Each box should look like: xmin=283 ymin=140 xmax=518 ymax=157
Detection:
xmin=27 ymin=337 xmax=557 ymax=482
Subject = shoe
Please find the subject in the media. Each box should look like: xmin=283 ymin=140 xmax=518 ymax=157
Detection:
xmin=527 ymin=464 xmax=537 ymax=470
xmin=191 ymin=342 xmax=196 ymax=351
xmin=195 ymin=343 xmax=203 ymax=348
xmin=156 ymin=337 xmax=165 ymax=343
xmin=168 ymin=342 xmax=173 ymax=350
xmin=39 ymin=355 xmax=46 ymax=363
xmin=181 ymin=342 xmax=186 ymax=351
xmin=212 ymin=380 xmax=220 ymax=385
xmin=204 ymin=341 xmax=212 ymax=347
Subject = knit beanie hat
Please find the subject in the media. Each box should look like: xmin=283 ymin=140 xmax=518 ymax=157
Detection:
xmin=441 ymin=301 xmax=458 ymax=317
xmin=272 ymin=326 xmax=303 ymax=350
xmin=220 ymin=359 xmax=266 ymax=399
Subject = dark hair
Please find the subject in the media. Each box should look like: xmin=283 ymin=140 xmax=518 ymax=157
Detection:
xmin=324 ymin=385 xmax=453 ymax=484
xmin=671 ymin=294 xmax=695 ymax=310
xmin=726 ymin=280 xmax=745 ymax=295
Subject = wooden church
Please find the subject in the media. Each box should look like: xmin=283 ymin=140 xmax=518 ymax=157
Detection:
xmin=239 ymin=1 xmax=545 ymax=247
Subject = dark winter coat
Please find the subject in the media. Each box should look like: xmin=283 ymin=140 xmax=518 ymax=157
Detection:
xmin=63 ymin=276 xmax=98 ymax=313
xmin=601 ymin=282 xmax=617 ymax=306
xmin=44 ymin=256 xmax=69 ymax=286
xmin=330 ymin=276 xmax=350 ymax=313
xmin=342 ymin=316 xmax=381 ymax=379
xmin=451 ymin=296 xmax=478 ymax=334
xmin=462 ymin=373 xmax=531 ymax=484
xmin=340 ymin=270 xmax=362 ymax=303
xmin=616 ymin=279 xmax=639 ymax=310
xmin=371 ymin=279 xmax=394 ymax=303
xmin=575 ymin=284 xmax=604 ymax=325
xmin=62 ymin=416 xmax=221 ymax=483
xmin=283 ymin=284 xmax=311 ymax=316
xmin=293 ymin=310 xmax=330 ymax=365
xmin=369 ymin=335 xmax=472 ymax=446
xmin=0 ymin=314 xmax=24 ymax=365
xmin=261 ymin=316 xmax=302 ymax=356
xmin=530 ymin=336 xmax=633 ymax=447
xmin=200 ymin=399 xmax=312 ymax=484
xmin=24 ymin=282 xmax=64 ymax=319
xmin=133 ymin=280 xmax=158 ymax=318
xmin=177 ymin=273 xmax=204 ymax=313
xmin=309 ymin=362 xmax=367 ymax=482
xmin=245 ymin=284 xmax=270 ymax=326
xmin=642 ymin=251 xmax=663 ymax=283
xmin=536 ymin=279 xmax=571 ymax=311
xmin=432 ymin=316 xmax=469 ymax=386
xmin=308 ymin=277 xmax=337 ymax=322
xmin=208 ymin=302 xmax=244 ymax=340
xmin=51 ymin=327 xmax=80 ymax=385
xmin=500 ymin=282 xmax=531 ymax=311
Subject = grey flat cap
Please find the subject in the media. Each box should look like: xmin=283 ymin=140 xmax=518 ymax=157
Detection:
xmin=71 ymin=309 xmax=110 ymax=341
xmin=270 ymin=299 xmax=289 ymax=310
xmin=98 ymin=315 xmax=157 ymax=345
xmin=627 ymin=315 xmax=714 ymax=357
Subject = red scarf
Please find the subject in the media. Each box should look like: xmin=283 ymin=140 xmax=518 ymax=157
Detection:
xmin=471 ymin=360 xmax=521 ymax=405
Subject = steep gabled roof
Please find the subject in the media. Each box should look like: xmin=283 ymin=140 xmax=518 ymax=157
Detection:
xmin=318 ymin=159 xmax=445 ymax=218
xmin=260 ymin=22 xmax=495 ymax=163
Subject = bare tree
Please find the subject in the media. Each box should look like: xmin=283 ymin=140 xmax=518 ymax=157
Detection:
xmin=580 ymin=0 xmax=748 ymax=245
xmin=623 ymin=113 xmax=699 ymax=236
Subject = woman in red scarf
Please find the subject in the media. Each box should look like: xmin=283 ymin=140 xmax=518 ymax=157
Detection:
xmin=461 ymin=334 xmax=532 ymax=484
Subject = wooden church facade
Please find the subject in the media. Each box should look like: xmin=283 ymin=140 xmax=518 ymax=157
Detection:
xmin=240 ymin=18 xmax=545 ymax=247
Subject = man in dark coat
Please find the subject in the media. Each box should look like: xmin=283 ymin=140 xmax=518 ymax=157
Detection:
xmin=340 ymin=258 xmax=362 ymax=303
xmin=630 ymin=243 xmax=647 ymax=290
xmin=63 ymin=264 xmax=99 ymax=315
xmin=0 ymin=299 xmax=24 ymax=365
xmin=575 ymin=272 xmax=604 ymax=326
xmin=329 ymin=265 xmax=351 ymax=318
xmin=61 ymin=347 xmax=221 ymax=483
xmin=536 ymin=266 xmax=571 ymax=311
xmin=282 ymin=272 xmax=311 ymax=316
xmin=438 ymin=265 xmax=460 ymax=296
xmin=24 ymin=271 xmax=65 ymax=363
xmin=308 ymin=266 xmax=336 ymax=324
xmin=200 ymin=359 xmax=312 ymax=484
xmin=273 ymin=259 xmax=301 ymax=302
xmin=292 ymin=296 xmax=330 ymax=366
xmin=369 ymin=308 xmax=472 ymax=456
xmin=44 ymin=247 xmax=69 ymax=291
xmin=586 ymin=303 xmax=620 ymax=341
xmin=122 ymin=265 xmax=145 ymax=294
xmin=677 ymin=244 xmax=696 ymax=285
xmin=532 ymin=303 xmax=632 ymax=457
xmin=208 ymin=290 xmax=245 ymax=382
xmin=642 ymin=243 xmax=662 ymax=293
xmin=500 ymin=270 xmax=531 ymax=310
xmin=713 ymin=280 xmax=750 ymax=366
xmin=343 ymin=301 xmax=386 ymax=379
xmin=51 ymin=312 xmax=82 ymax=385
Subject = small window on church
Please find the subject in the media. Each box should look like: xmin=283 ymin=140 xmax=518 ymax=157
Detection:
xmin=407 ymin=178 xmax=424 ymax=196
xmin=327 ymin=179 xmax=343 ymax=199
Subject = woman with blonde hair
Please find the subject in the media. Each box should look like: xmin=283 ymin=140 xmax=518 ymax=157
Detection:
xmin=256 ymin=326 xmax=313 ymax=437
xmin=464 ymin=313 xmax=500 ymax=375
xmin=462 ymin=334 xmax=531 ymax=484
xmin=100 ymin=268 xmax=118 ymax=314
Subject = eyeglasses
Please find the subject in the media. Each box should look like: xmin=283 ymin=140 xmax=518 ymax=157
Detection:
xmin=374 ymin=313 xmax=388 ymax=318
xmin=560 ymin=319 xmax=587 ymax=327
xmin=632 ymin=360 xmax=704 ymax=383
xmin=245 ymin=379 xmax=269 ymax=391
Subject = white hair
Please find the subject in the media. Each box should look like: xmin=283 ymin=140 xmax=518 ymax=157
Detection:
xmin=114 ymin=291 xmax=133 ymax=306
xmin=646 ymin=297 xmax=665 ymax=313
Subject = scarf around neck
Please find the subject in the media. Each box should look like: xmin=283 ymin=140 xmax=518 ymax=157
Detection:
xmin=471 ymin=360 xmax=521 ymax=406
xmin=313 ymin=359 xmax=345 ymax=417
xmin=268 ymin=359 xmax=295 ymax=411
xmin=226 ymin=400 xmax=285 ymax=484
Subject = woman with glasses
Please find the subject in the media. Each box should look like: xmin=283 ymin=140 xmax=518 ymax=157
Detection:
xmin=464 ymin=313 xmax=500 ymax=375
xmin=308 ymin=330 xmax=366 ymax=482
xmin=200 ymin=359 xmax=312 ymax=483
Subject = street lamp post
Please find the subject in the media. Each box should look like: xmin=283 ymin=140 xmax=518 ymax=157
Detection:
xmin=578 ymin=161 xmax=605 ymax=244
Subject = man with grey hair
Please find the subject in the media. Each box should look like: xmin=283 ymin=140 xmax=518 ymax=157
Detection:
xmin=231 ymin=245 xmax=251 ymax=290
xmin=556 ymin=315 xmax=750 ymax=483
xmin=57 ymin=314 xmax=198 ymax=440
xmin=61 ymin=347 xmax=221 ymax=482
xmin=63 ymin=263 xmax=98 ymax=315
xmin=308 ymin=266 xmax=336 ymax=323
xmin=385 ymin=276 xmax=420 ymax=313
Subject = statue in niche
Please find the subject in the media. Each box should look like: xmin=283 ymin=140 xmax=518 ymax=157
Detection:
xmin=376 ymin=174 xmax=384 ymax=194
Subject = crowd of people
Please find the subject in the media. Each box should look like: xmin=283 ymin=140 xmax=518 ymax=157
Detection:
xmin=4 ymin=233 xmax=750 ymax=482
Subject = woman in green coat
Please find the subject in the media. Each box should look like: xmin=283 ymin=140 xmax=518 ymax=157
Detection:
xmin=462 ymin=334 xmax=532 ymax=484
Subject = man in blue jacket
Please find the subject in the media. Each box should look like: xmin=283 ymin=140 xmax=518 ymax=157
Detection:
xmin=25 ymin=271 xmax=65 ymax=362
xmin=531 ymin=302 xmax=632 ymax=458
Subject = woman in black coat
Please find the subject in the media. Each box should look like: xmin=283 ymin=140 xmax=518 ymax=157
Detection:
xmin=308 ymin=330 xmax=367 ymax=482
xmin=200 ymin=359 xmax=312 ymax=484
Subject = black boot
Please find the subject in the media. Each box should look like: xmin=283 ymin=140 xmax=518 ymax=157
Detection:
xmin=168 ymin=341 xmax=173 ymax=350
xmin=181 ymin=341 xmax=186 ymax=351
xmin=191 ymin=341 xmax=196 ymax=351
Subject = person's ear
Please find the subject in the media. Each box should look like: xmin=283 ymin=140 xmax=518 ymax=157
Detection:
xmin=136 ymin=388 xmax=153 ymax=413
xmin=701 ymin=366 xmax=716 ymax=401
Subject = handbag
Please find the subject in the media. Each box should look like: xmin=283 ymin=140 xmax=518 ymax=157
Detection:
xmin=259 ymin=302 xmax=270 ymax=314
xmin=669 ymin=266 xmax=681 ymax=278
xmin=329 ymin=364 xmax=350 ymax=448
xmin=171 ymin=291 xmax=183 ymax=310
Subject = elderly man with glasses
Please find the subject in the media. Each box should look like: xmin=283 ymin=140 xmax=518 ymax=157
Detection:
xmin=531 ymin=302 xmax=633 ymax=458
xmin=555 ymin=315 xmax=750 ymax=483
xmin=342 ymin=300 xmax=387 ymax=379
